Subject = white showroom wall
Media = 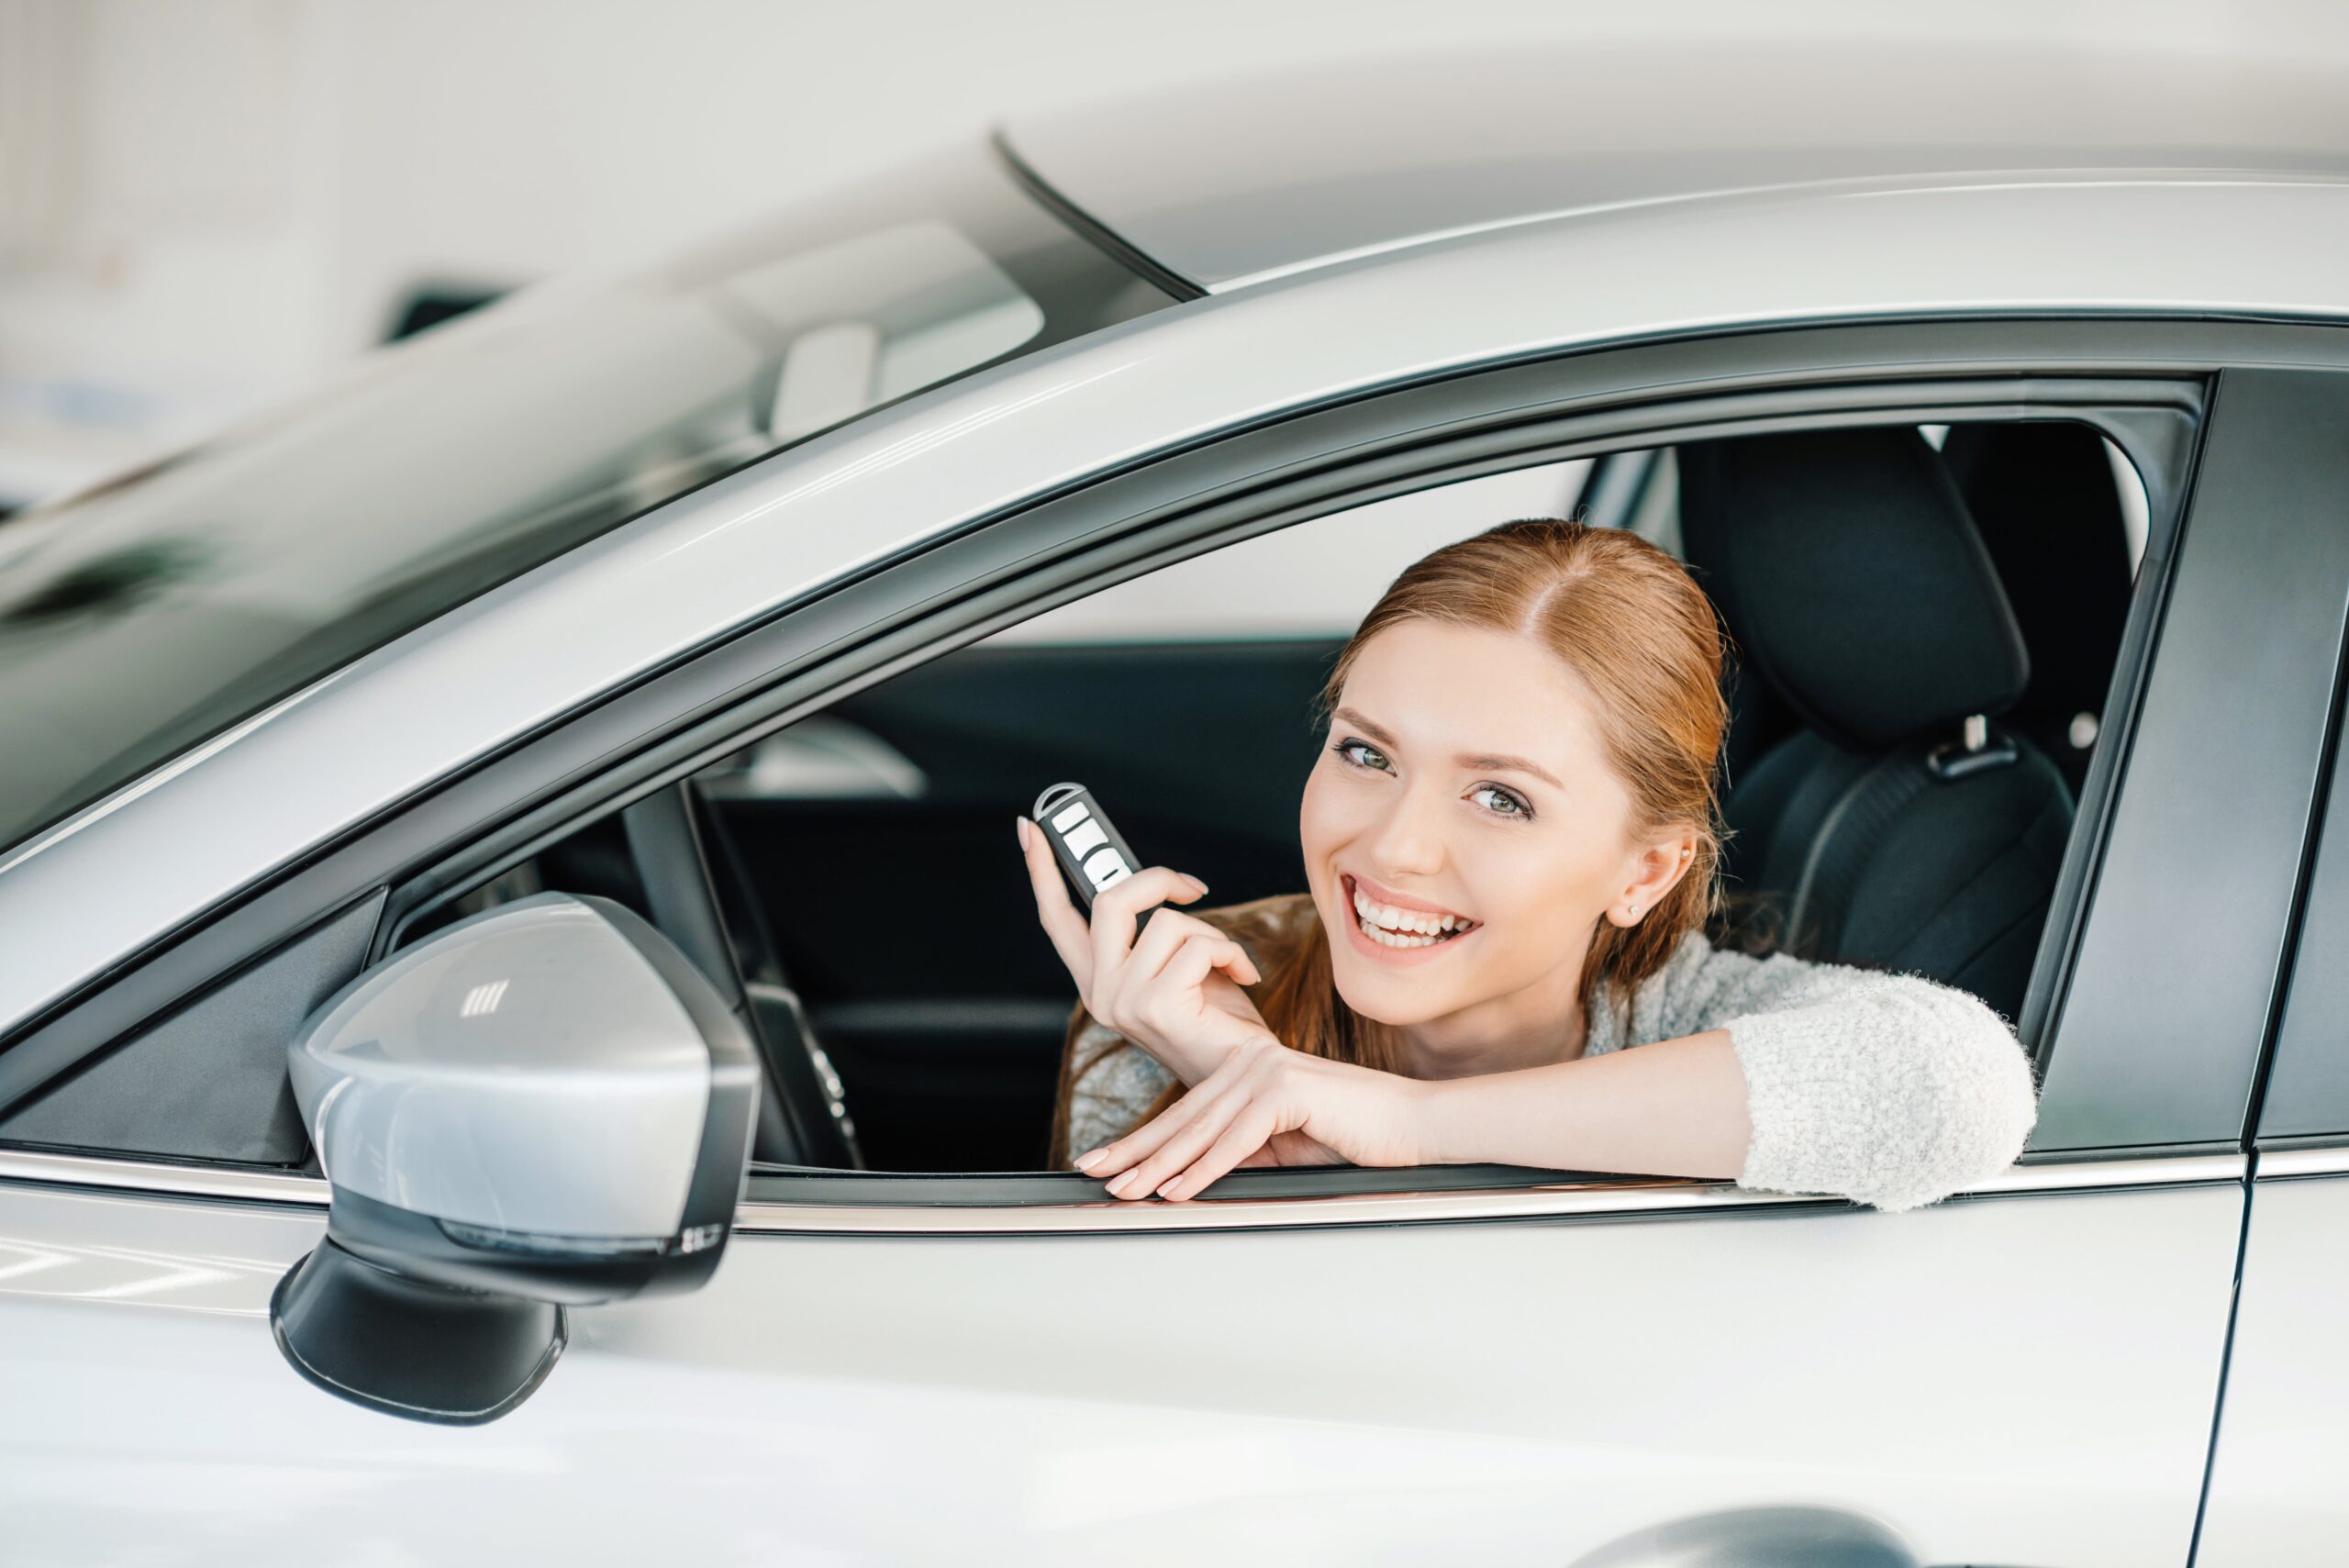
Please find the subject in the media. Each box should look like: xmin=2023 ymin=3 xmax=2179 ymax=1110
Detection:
xmin=0 ymin=0 xmax=2336 ymax=507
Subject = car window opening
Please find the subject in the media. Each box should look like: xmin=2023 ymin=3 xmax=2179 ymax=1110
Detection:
xmin=356 ymin=416 xmax=2143 ymax=1186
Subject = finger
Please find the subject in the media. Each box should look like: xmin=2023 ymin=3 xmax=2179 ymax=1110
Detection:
xmin=1093 ymin=864 xmax=1211 ymax=926
xmin=1158 ymin=1103 xmax=1283 ymax=1202
xmin=1150 ymin=932 xmax=1263 ymax=999
xmin=1105 ymin=914 xmax=1234 ymax=1018
xmin=1089 ymin=867 xmax=1211 ymax=1000
xmin=1113 ymin=906 xmax=1216 ymax=992
xmin=1106 ymin=1084 xmax=1253 ymax=1200
xmin=1019 ymin=815 xmax=1095 ymax=990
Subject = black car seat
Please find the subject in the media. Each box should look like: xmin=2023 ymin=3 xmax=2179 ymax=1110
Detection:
xmin=1940 ymin=422 xmax=2137 ymax=797
xmin=1676 ymin=427 xmax=2075 ymax=1023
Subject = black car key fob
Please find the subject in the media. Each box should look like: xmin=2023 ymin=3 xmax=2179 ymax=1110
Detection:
xmin=1032 ymin=782 xmax=1163 ymax=933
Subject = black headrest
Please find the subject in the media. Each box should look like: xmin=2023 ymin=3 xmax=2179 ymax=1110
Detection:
xmin=1677 ymin=427 xmax=2030 ymax=751
xmin=1941 ymin=422 xmax=2134 ymax=727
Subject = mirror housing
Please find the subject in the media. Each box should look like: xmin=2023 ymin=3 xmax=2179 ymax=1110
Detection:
xmin=269 ymin=892 xmax=759 ymax=1423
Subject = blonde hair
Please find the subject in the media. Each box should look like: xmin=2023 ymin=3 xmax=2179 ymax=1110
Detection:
xmin=1048 ymin=516 xmax=1733 ymax=1166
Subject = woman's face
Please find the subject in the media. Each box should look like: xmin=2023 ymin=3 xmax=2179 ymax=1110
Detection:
xmin=1299 ymin=618 xmax=1687 ymax=1042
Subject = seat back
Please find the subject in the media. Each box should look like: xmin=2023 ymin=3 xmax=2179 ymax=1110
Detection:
xmin=1678 ymin=427 xmax=2074 ymax=1021
xmin=1941 ymin=422 xmax=2137 ymax=795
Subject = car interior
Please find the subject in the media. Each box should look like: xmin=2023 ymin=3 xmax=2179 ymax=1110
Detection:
xmin=369 ymin=416 xmax=2146 ymax=1177
xmin=0 ymin=416 xmax=2146 ymax=1181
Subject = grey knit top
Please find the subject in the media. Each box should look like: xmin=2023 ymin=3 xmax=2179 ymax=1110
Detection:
xmin=1060 ymin=917 xmax=2043 ymax=1213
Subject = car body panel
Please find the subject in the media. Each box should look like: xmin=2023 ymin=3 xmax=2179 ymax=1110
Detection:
xmin=10 ymin=175 xmax=2349 ymax=1040
xmin=1001 ymin=40 xmax=2349 ymax=290
xmin=2191 ymin=1155 xmax=2349 ymax=1561
xmin=0 ymin=1173 xmax=2244 ymax=1566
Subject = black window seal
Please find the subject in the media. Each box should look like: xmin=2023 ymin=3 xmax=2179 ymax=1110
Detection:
xmin=14 ymin=314 xmax=2348 ymax=1176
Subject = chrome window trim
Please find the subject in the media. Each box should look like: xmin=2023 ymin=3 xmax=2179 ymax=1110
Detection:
xmin=0 ymin=1146 xmax=2245 ymax=1232
xmin=2250 ymin=1144 xmax=2349 ymax=1180
xmin=0 ymin=1148 xmax=330 ymax=1207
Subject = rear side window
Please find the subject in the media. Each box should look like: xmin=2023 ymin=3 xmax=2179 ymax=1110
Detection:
xmin=0 ymin=142 xmax=1173 ymax=862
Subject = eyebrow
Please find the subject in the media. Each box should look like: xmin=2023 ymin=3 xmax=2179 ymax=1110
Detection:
xmin=1331 ymin=706 xmax=1564 ymax=791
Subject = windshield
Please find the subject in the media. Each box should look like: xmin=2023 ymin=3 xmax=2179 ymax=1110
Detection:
xmin=0 ymin=143 xmax=1173 ymax=859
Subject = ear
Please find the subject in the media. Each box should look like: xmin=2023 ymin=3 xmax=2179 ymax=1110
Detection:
xmin=1608 ymin=824 xmax=1700 ymax=929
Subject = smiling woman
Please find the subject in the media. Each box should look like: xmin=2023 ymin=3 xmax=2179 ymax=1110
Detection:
xmin=1033 ymin=513 xmax=2043 ymax=1213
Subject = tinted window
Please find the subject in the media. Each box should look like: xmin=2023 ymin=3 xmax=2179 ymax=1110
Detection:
xmin=0 ymin=143 xmax=1172 ymax=858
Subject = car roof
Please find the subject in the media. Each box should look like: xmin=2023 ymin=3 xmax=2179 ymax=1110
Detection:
xmin=1002 ymin=37 xmax=2349 ymax=292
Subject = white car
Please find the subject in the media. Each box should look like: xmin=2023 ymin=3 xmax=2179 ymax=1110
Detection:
xmin=4 ymin=39 xmax=2347 ymax=1568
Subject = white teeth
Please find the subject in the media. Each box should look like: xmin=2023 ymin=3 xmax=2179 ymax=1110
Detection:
xmin=1350 ymin=884 xmax=1475 ymax=947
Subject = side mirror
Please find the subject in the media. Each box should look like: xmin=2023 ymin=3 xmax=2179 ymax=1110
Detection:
xmin=269 ymin=892 xmax=759 ymax=1424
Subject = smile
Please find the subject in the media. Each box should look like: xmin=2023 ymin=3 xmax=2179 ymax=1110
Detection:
xmin=1343 ymin=873 xmax=1480 ymax=951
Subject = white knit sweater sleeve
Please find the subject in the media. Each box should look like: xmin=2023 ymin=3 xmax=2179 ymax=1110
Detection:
xmin=1607 ymin=931 xmax=2043 ymax=1213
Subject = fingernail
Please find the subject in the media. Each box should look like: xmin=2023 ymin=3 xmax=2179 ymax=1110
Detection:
xmin=1016 ymin=815 xmax=1031 ymax=851
xmin=1184 ymin=874 xmax=1209 ymax=894
xmin=1156 ymin=1178 xmax=1183 ymax=1199
xmin=1074 ymin=1147 xmax=1105 ymax=1171
xmin=1107 ymin=1171 xmax=1137 ymax=1196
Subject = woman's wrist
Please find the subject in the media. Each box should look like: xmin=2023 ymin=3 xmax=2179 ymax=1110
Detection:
xmin=1408 ymin=1073 xmax=1476 ymax=1166
xmin=1408 ymin=1066 xmax=1574 ymax=1168
xmin=1146 ymin=1024 xmax=1276 ymax=1088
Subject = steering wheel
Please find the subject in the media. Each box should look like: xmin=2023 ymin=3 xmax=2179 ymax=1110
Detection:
xmin=620 ymin=783 xmax=863 ymax=1169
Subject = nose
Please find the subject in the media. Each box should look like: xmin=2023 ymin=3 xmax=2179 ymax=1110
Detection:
xmin=1364 ymin=779 xmax=1449 ymax=881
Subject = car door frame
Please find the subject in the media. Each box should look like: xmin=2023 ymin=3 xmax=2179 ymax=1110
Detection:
xmin=9 ymin=316 xmax=2349 ymax=1224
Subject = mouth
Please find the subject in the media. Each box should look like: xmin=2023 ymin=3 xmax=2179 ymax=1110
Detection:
xmin=1341 ymin=873 xmax=1481 ymax=953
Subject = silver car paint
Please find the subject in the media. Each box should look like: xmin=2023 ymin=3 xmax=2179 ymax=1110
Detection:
xmin=288 ymin=894 xmax=710 ymax=1240
xmin=2187 ymin=1152 xmax=2349 ymax=1558
xmin=0 ymin=1169 xmax=2246 ymax=1565
xmin=8 ymin=173 xmax=2349 ymax=1037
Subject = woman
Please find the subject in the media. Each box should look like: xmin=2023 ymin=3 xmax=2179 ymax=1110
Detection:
xmin=1016 ymin=517 xmax=2041 ymax=1213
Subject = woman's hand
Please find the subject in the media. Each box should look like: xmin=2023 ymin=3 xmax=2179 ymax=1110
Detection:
xmin=1073 ymin=1037 xmax=1433 ymax=1201
xmin=1018 ymin=814 xmax=1274 ymax=1086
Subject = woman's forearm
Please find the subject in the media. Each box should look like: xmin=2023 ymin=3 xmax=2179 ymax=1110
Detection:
xmin=1414 ymin=1028 xmax=1753 ymax=1181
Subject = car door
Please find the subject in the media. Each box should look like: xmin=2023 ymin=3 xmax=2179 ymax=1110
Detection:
xmin=2191 ymin=611 xmax=2349 ymax=1562
xmin=1 ymin=336 xmax=2335 ymax=1567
